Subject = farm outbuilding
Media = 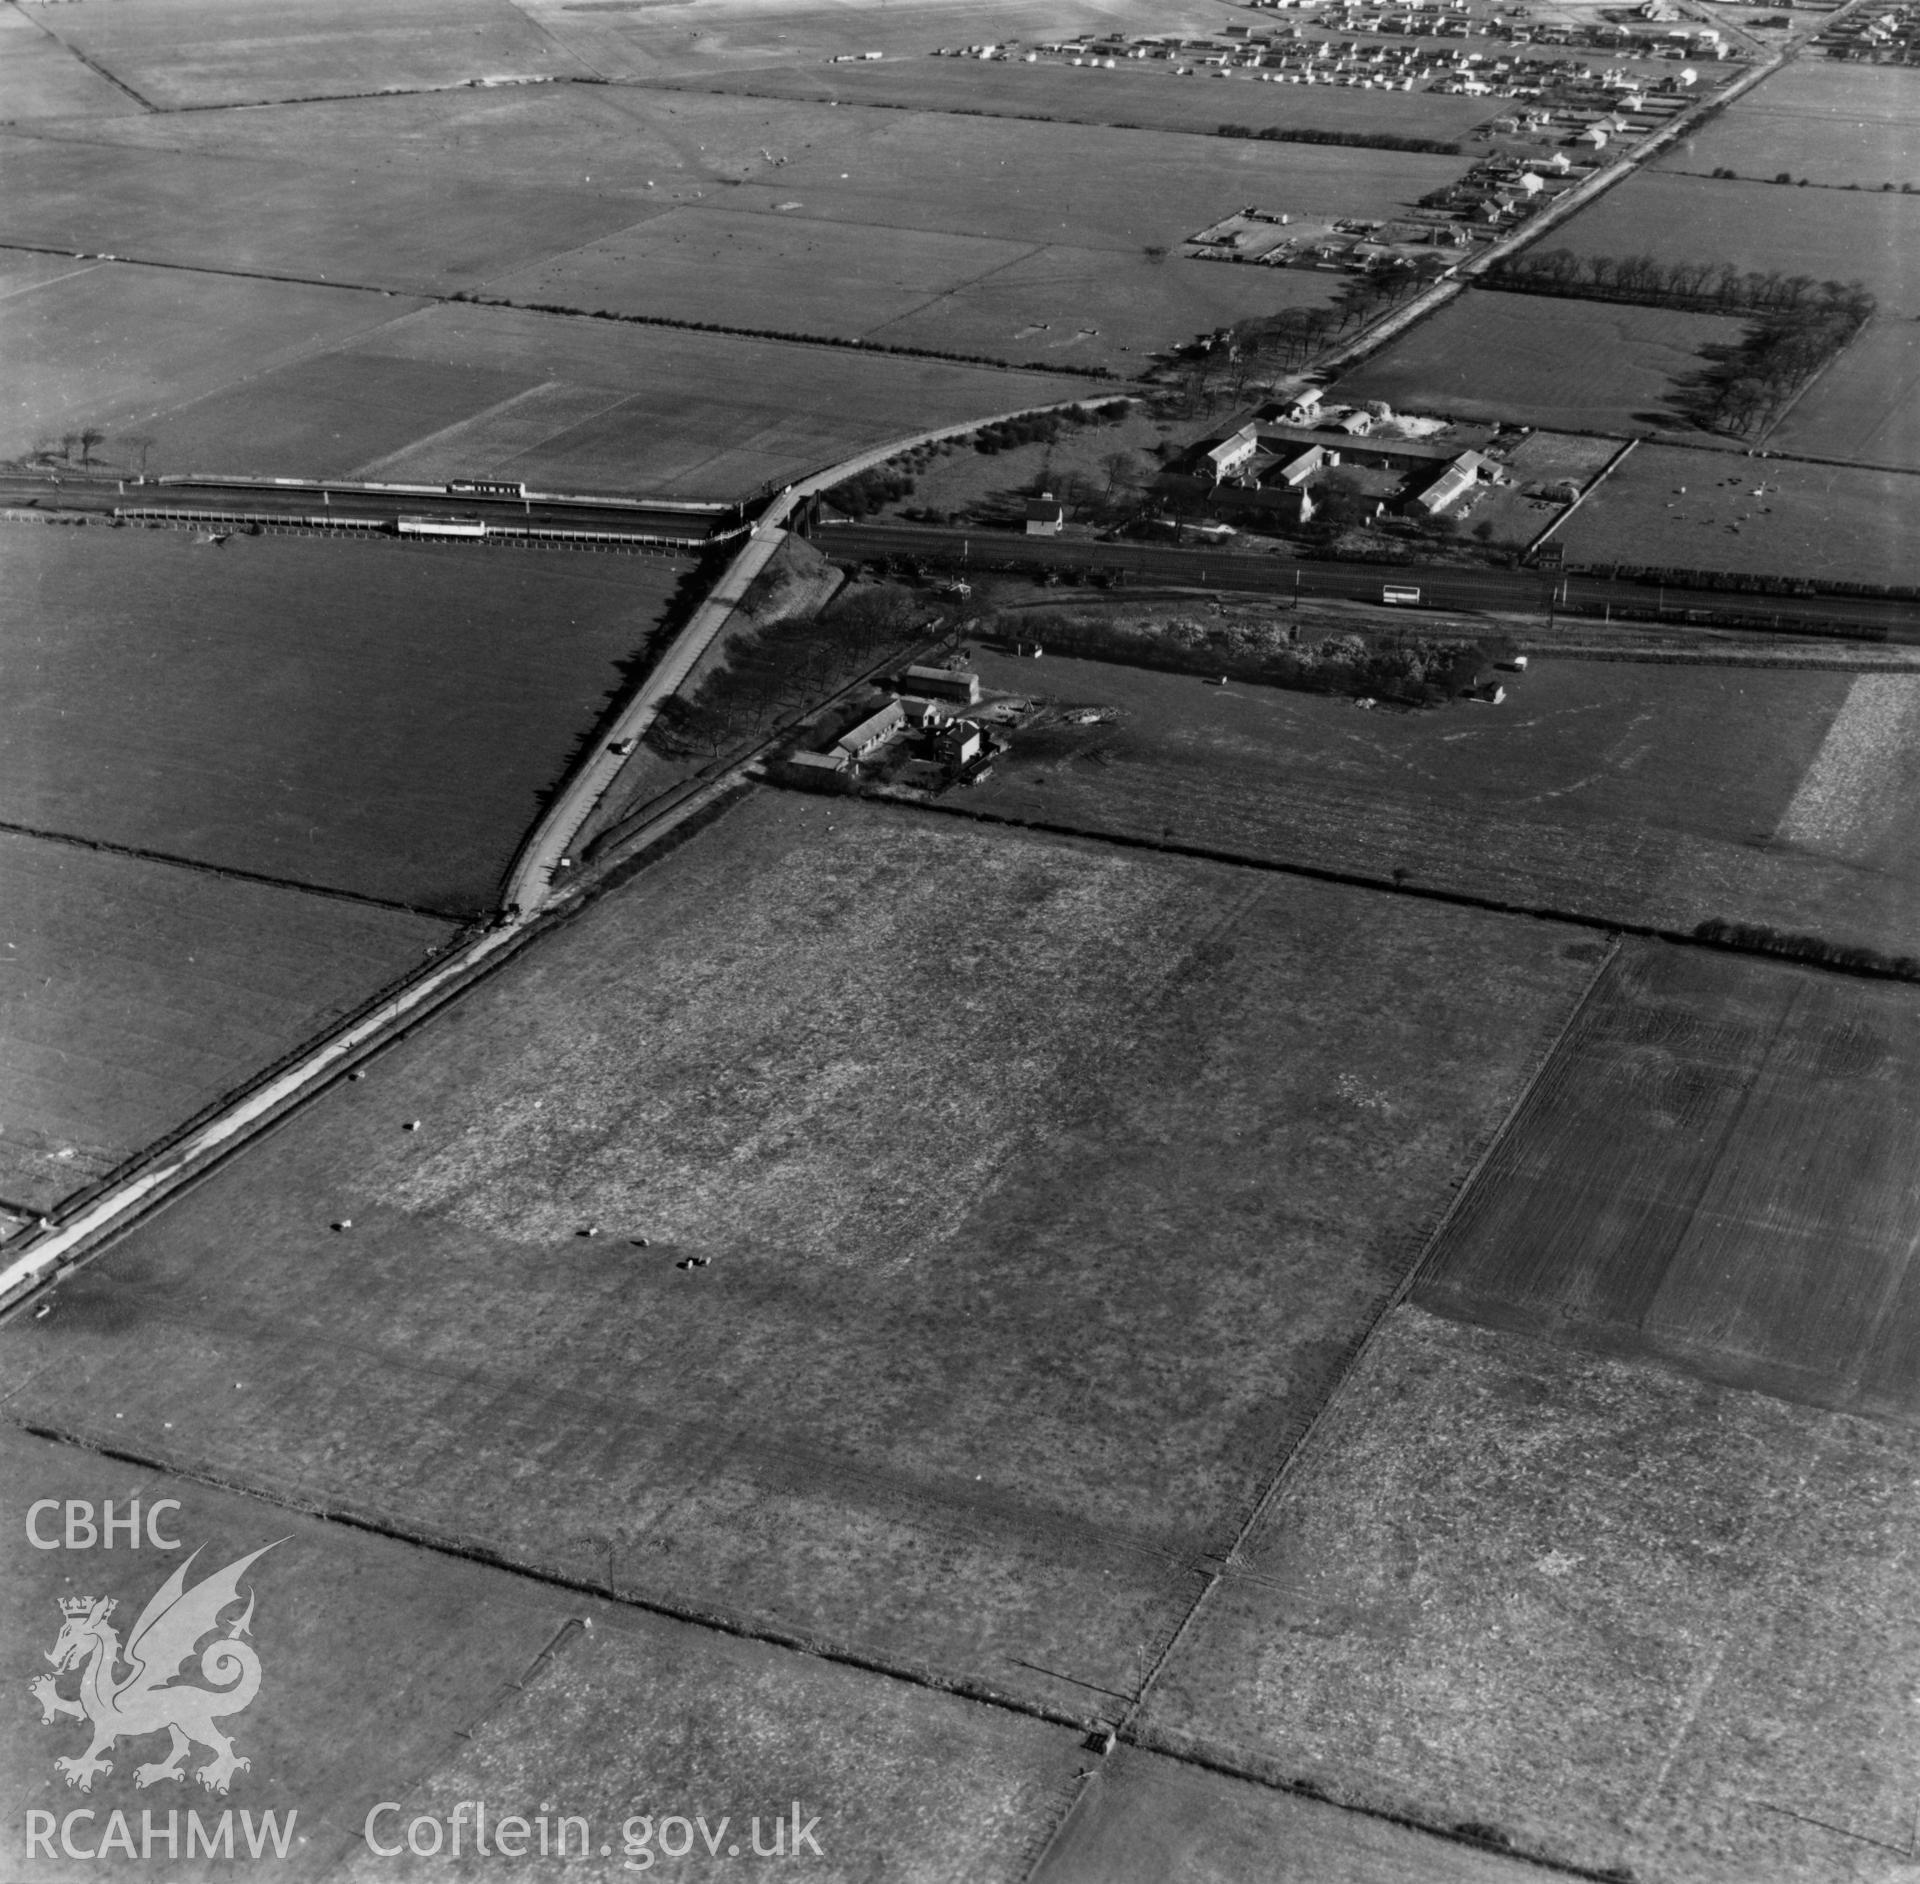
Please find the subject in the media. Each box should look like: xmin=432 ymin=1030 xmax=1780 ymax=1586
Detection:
xmin=1025 ymin=494 xmax=1067 ymax=534
xmin=1277 ymin=444 xmax=1337 ymax=486
xmin=904 ymin=665 xmax=983 ymax=705
xmin=1408 ymin=449 xmax=1501 ymax=515
xmin=836 ymin=699 xmax=908 ymax=758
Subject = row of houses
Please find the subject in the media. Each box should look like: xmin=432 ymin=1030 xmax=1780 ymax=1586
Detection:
xmin=1818 ymin=3 xmax=1920 ymax=56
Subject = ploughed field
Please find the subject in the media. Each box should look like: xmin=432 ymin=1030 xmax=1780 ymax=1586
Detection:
xmin=0 ymin=261 xmax=432 ymax=469
xmin=1418 ymin=937 xmax=1920 ymax=1421
xmin=114 ymin=304 xmax=1095 ymax=497
xmin=0 ymin=790 xmax=1599 ymax=1726
xmin=0 ymin=522 xmax=686 ymax=914
xmin=948 ymin=647 xmax=1920 ymax=956
xmin=1329 ymin=289 xmax=1749 ymax=435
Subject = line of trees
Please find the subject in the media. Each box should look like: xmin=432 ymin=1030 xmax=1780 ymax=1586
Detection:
xmin=1681 ymin=295 xmax=1875 ymax=434
xmin=1216 ymin=121 xmax=1461 ymax=155
xmin=1172 ymin=257 xmax=1453 ymax=405
xmin=969 ymin=402 xmax=1131 ymax=453
xmin=1484 ymin=246 xmax=1876 ymax=319
xmin=1694 ymin=918 xmax=1920 ymax=980
xmin=649 ymin=587 xmax=925 ymax=761
xmin=997 ymin=608 xmax=1513 ymax=705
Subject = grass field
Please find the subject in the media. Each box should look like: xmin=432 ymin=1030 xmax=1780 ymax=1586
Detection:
xmin=0 ymin=82 xmax=1410 ymax=373
xmin=0 ymin=11 xmax=143 ymax=123
xmin=0 ymin=1428 xmax=584 ymax=1883
xmin=334 ymin=1600 xmax=1084 ymax=1884
xmin=1661 ymin=60 xmax=1920 ymax=189
xmin=1557 ymin=440 xmax=1920 ymax=586
xmin=1416 ymin=938 xmax=1920 ymax=1421
xmin=959 ymin=641 xmax=1873 ymax=913
xmin=0 ymin=829 xmax=450 ymax=1215
xmin=0 ymin=791 xmax=1597 ymax=1718
xmin=0 ymin=125 xmax=658 ymax=297
xmin=1141 ymin=1305 xmax=1920 ymax=1882
xmin=1329 ymin=290 xmax=1750 ymax=434
xmin=519 ymin=0 xmax=1265 ymax=86
xmin=1768 ymin=313 xmax=1920 ymax=468
xmin=489 ymin=208 xmax=1333 ymax=371
xmin=1553 ymin=169 xmax=1920 ymax=309
xmin=1036 ymin=1745 xmax=1540 ymax=1882
xmin=0 ymin=523 xmax=688 ymax=913
xmin=2 ymin=1428 xmax=1082 ymax=1884
xmin=0 ymin=260 xmax=431 ymax=466
xmin=35 ymin=0 xmax=591 ymax=109
xmin=10 ymin=85 xmax=1455 ymax=265
xmin=686 ymin=55 xmax=1496 ymax=144
xmin=141 ymin=303 xmax=1099 ymax=496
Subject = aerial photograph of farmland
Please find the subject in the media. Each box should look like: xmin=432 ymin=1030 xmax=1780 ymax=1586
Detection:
xmin=8 ymin=0 xmax=1920 ymax=1878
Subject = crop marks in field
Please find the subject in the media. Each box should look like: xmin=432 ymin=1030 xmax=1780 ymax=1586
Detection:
xmin=0 ymin=794 xmax=1596 ymax=1714
xmin=1141 ymin=1304 xmax=1920 ymax=1883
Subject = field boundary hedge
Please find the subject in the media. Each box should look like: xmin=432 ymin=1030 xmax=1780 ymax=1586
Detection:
xmin=820 ymin=795 xmax=1920 ymax=991
xmin=448 ymin=291 xmax=1126 ymax=381
xmin=1216 ymin=121 xmax=1460 ymax=155
xmin=1693 ymin=918 xmax=1920 ymax=980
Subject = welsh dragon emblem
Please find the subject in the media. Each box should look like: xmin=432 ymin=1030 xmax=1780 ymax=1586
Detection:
xmin=29 ymin=1542 xmax=280 ymax=1794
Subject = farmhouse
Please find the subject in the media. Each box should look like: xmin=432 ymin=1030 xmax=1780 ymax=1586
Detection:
xmin=1203 ymin=424 xmax=1262 ymax=482
xmin=936 ymin=722 xmax=987 ymax=769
